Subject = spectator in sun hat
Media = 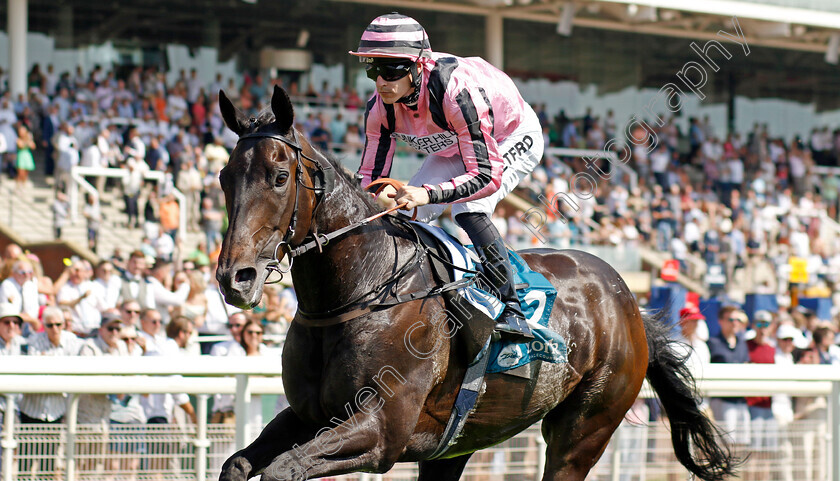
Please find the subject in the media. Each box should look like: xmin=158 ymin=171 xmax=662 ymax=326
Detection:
xmin=80 ymin=311 xmax=128 ymax=356
xmin=0 ymin=303 xmax=24 ymax=355
xmin=77 ymin=311 xmax=129 ymax=425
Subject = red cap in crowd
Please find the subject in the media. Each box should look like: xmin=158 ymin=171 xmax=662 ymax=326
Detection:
xmin=679 ymin=304 xmax=705 ymax=321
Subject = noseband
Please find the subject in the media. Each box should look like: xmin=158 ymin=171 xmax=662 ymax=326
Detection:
xmin=236 ymin=128 xmax=335 ymax=281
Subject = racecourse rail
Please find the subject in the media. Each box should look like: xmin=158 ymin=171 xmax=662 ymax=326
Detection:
xmin=0 ymin=357 xmax=838 ymax=481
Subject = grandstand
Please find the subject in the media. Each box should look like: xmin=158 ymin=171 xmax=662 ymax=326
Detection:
xmin=0 ymin=0 xmax=840 ymax=480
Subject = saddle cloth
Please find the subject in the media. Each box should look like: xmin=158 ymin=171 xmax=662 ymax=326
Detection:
xmin=410 ymin=222 xmax=567 ymax=373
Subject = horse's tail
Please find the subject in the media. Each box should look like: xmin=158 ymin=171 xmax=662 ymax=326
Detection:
xmin=642 ymin=311 xmax=740 ymax=481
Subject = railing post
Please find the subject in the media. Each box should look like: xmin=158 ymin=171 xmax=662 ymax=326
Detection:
xmin=2 ymin=395 xmax=17 ymax=481
xmin=195 ymin=394 xmax=209 ymax=481
xmin=69 ymin=169 xmax=79 ymax=223
xmin=610 ymin=423 xmax=622 ymax=481
xmin=234 ymin=375 xmax=250 ymax=451
xmin=536 ymin=426 xmax=546 ymax=480
xmin=65 ymin=394 xmax=79 ymax=481
xmin=831 ymin=380 xmax=839 ymax=481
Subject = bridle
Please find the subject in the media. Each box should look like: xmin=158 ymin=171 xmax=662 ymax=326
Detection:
xmin=235 ymin=128 xmax=415 ymax=285
xmin=235 ymin=127 xmax=336 ymax=282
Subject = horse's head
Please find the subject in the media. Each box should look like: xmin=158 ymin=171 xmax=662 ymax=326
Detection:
xmin=215 ymin=85 xmax=323 ymax=308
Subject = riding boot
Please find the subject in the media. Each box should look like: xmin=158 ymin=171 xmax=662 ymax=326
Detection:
xmin=476 ymin=238 xmax=534 ymax=342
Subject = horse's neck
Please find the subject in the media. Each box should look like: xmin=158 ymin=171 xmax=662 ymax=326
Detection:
xmin=292 ymin=178 xmax=412 ymax=312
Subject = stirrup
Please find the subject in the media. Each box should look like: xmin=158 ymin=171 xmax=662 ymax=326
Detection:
xmin=494 ymin=309 xmax=534 ymax=343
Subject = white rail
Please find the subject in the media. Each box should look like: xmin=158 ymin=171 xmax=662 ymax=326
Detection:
xmin=0 ymin=359 xmax=837 ymax=481
xmin=69 ymin=166 xmax=187 ymax=241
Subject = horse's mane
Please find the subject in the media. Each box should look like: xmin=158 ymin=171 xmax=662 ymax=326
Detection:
xmin=247 ymin=109 xmax=383 ymax=216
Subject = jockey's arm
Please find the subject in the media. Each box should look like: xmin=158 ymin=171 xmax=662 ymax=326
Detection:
xmin=357 ymin=101 xmax=396 ymax=188
xmin=421 ymin=87 xmax=503 ymax=205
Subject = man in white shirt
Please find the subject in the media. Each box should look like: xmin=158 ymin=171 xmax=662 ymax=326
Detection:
xmin=91 ymin=260 xmax=121 ymax=311
xmin=54 ymin=122 xmax=79 ymax=191
xmin=0 ymin=258 xmax=41 ymax=333
xmin=18 ymin=307 xmax=83 ymax=476
xmin=78 ymin=312 xmax=128 ymax=425
xmin=147 ymin=258 xmax=189 ymax=325
xmin=20 ymin=307 xmax=83 ymax=422
xmin=58 ymin=260 xmax=102 ymax=337
xmin=119 ymin=250 xmax=154 ymax=310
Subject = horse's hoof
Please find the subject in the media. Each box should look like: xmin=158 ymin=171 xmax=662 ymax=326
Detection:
xmin=220 ymin=456 xmax=252 ymax=481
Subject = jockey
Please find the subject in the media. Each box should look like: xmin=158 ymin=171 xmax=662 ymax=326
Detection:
xmin=351 ymin=13 xmax=543 ymax=341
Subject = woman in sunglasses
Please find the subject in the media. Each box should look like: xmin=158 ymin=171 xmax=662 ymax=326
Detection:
xmin=350 ymin=13 xmax=544 ymax=341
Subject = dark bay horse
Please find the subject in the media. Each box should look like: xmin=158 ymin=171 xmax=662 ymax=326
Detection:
xmin=215 ymin=85 xmax=737 ymax=481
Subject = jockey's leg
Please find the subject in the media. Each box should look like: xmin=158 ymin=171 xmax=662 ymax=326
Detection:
xmin=455 ymin=211 xmax=533 ymax=342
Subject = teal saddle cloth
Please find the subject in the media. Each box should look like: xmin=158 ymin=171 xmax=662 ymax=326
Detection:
xmin=409 ymin=222 xmax=567 ymax=373
xmin=483 ymin=249 xmax=567 ymax=373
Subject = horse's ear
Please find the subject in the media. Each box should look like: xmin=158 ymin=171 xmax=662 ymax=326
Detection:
xmin=219 ymin=90 xmax=247 ymax=136
xmin=270 ymin=85 xmax=294 ymax=133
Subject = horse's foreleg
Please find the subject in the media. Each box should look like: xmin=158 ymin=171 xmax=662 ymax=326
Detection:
xmin=259 ymin=409 xmax=399 ymax=481
xmin=219 ymin=407 xmax=318 ymax=481
xmin=417 ymin=454 xmax=473 ymax=481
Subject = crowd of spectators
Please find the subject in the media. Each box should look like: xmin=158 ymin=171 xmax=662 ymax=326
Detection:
xmin=510 ymin=106 xmax=840 ymax=304
xmin=0 ymin=63 xmax=368 ymax=258
xmin=676 ymin=302 xmax=837 ymax=480
xmin=0 ymin=240 xmax=294 ymax=476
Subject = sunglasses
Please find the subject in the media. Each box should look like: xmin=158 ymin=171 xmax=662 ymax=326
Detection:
xmin=45 ymin=323 xmax=63 ymax=328
xmin=365 ymin=62 xmax=413 ymax=82
xmin=0 ymin=318 xmax=22 ymax=326
xmin=14 ymin=270 xmax=33 ymax=275
xmin=755 ymin=321 xmax=771 ymax=328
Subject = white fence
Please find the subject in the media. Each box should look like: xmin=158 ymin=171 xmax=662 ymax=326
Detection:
xmin=0 ymin=358 xmax=838 ymax=481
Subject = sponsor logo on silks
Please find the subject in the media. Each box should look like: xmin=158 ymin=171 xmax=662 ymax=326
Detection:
xmin=496 ymin=344 xmax=524 ymax=368
xmin=501 ymin=135 xmax=533 ymax=166
xmin=392 ymin=131 xmax=457 ymax=154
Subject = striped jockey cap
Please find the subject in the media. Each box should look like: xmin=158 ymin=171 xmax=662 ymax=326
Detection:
xmin=349 ymin=13 xmax=432 ymax=62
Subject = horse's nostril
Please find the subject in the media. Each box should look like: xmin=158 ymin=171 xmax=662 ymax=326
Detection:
xmin=235 ymin=268 xmax=257 ymax=284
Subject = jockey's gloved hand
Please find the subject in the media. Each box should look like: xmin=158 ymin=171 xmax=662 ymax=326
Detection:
xmin=390 ymin=185 xmax=430 ymax=211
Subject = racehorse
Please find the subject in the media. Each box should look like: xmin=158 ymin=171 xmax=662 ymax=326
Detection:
xmin=215 ymin=85 xmax=737 ymax=481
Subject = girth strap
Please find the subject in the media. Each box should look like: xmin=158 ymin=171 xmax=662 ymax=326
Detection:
xmin=428 ymin=338 xmax=492 ymax=459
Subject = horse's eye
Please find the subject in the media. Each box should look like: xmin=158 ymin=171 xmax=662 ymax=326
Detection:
xmin=275 ymin=172 xmax=289 ymax=187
